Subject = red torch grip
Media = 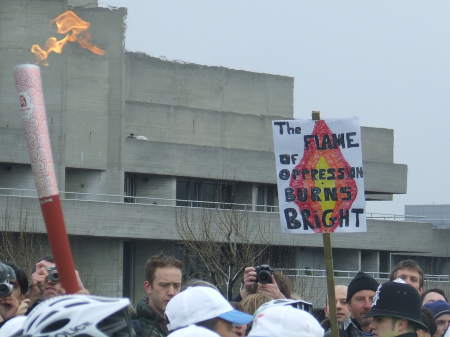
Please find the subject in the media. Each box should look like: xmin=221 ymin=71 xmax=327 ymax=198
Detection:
xmin=40 ymin=195 xmax=80 ymax=294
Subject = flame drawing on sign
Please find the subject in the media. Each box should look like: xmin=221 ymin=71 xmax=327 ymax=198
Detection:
xmin=31 ymin=10 xmax=105 ymax=65
xmin=289 ymin=120 xmax=358 ymax=233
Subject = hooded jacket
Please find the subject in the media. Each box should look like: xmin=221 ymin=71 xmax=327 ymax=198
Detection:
xmin=133 ymin=297 xmax=168 ymax=337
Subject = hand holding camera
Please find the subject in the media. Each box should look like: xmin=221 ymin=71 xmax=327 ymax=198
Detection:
xmin=241 ymin=265 xmax=285 ymax=300
xmin=28 ymin=260 xmax=56 ymax=302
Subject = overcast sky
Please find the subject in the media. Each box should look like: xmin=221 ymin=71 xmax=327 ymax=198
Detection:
xmin=100 ymin=0 xmax=450 ymax=216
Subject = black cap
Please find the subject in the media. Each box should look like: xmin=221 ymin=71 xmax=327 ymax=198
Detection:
xmin=366 ymin=281 xmax=427 ymax=330
xmin=347 ymin=272 xmax=379 ymax=302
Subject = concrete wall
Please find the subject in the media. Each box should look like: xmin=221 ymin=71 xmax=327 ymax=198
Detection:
xmin=3 ymin=195 xmax=449 ymax=257
xmin=361 ymin=127 xmax=393 ymax=163
xmin=124 ymin=140 xmax=277 ymax=183
xmin=124 ymin=102 xmax=279 ymax=153
xmin=133 ymin=174 xmax=176 ymax=205
xmin=65 ymin=168 xmax=106 ymax=200
xmin=0 ymin=163 xmax=34 ymax=192
xmin=405 ymin=204 xmax=450 ymax=229
xmin=126 ymin=53 xmax=294 ymax=119
xmin=71 ymin=236 xmax=123 ymax=297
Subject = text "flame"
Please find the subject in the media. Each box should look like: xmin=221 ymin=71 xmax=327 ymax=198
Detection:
xmin=31 ymin=10 xmax=105 ymax=66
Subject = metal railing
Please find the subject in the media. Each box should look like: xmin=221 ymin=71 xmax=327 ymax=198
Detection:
xmin=276 ymin=268 xmax=450 ymax=282
xmin=1 ymin=187 xmax=450 ymax=222
xmin=0 ymin=187 xmax=278 ymax=213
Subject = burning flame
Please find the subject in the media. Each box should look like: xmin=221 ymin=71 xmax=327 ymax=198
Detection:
xmin=290 ymin=120 xmax=358 ymax=233
xmin=31 ymin=10 xmax=105 ymax=65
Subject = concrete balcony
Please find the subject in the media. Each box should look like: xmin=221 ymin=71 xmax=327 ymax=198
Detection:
xmin=1 ymin=193 xmax=447 ymax=256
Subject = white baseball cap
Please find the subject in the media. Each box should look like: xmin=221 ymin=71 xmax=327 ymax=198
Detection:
xmin=165 ymin=286 xmax=253 ymax=331
xmin=167 ymin=325 xmax=221 ymax=337
xmin=248 ymin=305 xmax=324 ymax=337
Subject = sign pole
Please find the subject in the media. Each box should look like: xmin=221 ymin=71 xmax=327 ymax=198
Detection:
xmin=312 ymin=110 xmax=339 ymax=337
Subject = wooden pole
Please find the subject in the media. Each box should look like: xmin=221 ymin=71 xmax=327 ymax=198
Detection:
xmin=312 ymin=111 xmax=339 ymax=337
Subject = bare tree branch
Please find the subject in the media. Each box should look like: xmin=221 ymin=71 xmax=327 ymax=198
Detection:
xmin=176 ymin=206 xmax=271 ymax=299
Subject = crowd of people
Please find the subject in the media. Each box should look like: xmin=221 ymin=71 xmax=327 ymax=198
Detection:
xmin=0 ymin=255 xmax=449 ymax=337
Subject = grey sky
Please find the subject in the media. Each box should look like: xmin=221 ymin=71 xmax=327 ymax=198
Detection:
xmin=101 ymin=0 xmax=450 ymax=215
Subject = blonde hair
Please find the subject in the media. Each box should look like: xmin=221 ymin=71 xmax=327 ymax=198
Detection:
xmin=238 ymin=293 xmax=271 ymax=315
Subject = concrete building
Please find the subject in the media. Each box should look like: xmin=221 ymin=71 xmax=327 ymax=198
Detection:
xmin=1 ymin=0 xmax=449 ymax=304
xmin=406 ymin=204 xmax=450 ymax=229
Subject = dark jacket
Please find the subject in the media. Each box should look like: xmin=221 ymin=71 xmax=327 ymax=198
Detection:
xmin=325 ymin=318 xmax=373 ymax=337
xmin=133 ymin=297 xmax=168 ymax=337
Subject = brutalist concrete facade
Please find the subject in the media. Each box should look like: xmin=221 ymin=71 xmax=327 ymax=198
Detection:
xmin=1 ymin=0 xmax=447 ymax=302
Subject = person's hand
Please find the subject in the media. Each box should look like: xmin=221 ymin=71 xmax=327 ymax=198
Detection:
xmin=27 ymin=261 xmax=52 ymax=303
xmin=240 ymin=267 xmax=257 ymax=299
xmin=257 ymin=275 xmax=285 ymax=299
xmin=74 ymin=270 xmax=89 ymax=295
xmin=16 ymin=299 xmax=31 ymax=315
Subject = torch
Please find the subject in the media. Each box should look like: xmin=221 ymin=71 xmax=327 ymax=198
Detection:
xmin=14 ymin=64 xmax=80 ymax=294
xmin=12 ymin=10 xmax=105 ymax=294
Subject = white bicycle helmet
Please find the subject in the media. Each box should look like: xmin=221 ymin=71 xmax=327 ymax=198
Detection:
xmin=19 ymin=295 xmax=134 ymax=337
xmin=254 ymin=298 xmax=313 ymax=316
xmin=0 ymin=315 xmax=27 ymax=337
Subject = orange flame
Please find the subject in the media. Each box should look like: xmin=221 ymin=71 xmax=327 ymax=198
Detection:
xmin=31 ymin=10 xmax=105 ymax=65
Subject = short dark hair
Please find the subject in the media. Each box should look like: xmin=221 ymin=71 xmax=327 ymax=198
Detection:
xmin=35 ymin=256 xmax=55 ymax=265
xmin=389 ymin=259 xmax=424 ymax=289
xmin=144 ymin=254 xmax=182 ymax=283
xmin=421 ymin=288 xmax=448 ymax=304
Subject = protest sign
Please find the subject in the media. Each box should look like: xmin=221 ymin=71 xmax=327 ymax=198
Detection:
xmin=272 ymin=117 xmax=366 ymax=234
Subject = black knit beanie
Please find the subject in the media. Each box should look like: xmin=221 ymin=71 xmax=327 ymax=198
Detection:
xmin=346 ymin=271 xmax=379 ymax=302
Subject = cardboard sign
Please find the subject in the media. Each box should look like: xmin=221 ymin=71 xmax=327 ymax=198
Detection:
xmin=272 ymin=118 xmax=366 ymax=234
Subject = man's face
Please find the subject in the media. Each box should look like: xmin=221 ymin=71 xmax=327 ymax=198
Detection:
xmin=144 ymin=267 xmax=182 ymax=314
xmin=434 ymin=314 xmax=450 ymax=337
xmin=0 ymin=282 xmax=22 ymax=320
xmin=232 ymin=324 xmax=247 ymax=337
xmin=422 ymin=292 xmax=446 ymax=305
xmin=349 ymin=289 xmax=375 ymax=326
xmin=36 ymin=260 xmax=65 ymax=300
xmin=325 ymin=285 xmax=350 ymax=323
xmin=335 ymin=286 xmax=351 ymax=322
xmin=372 ymin=317 xmax=401 ymax=337
xmin=214 ymin=319 xmax=237 ymax=337
xmin=394 ymin=268 xmax=422 ymax=294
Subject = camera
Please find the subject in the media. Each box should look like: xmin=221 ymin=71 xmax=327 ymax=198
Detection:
xmin=0 ymin=262 xmax=16 ymax=297
xmin=255 ymin=264 xmax=273 ymax=284
xmin=47 ymin=267 xmax=59 ymax=283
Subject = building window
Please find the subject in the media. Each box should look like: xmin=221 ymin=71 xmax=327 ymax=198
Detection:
xmin=256 ymin=184 xmax=278 ymax=212
xmin=124 ymin=173 xmax=136 ymax=203
xmin=176 ymin=178 xmax=234 ymax=208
